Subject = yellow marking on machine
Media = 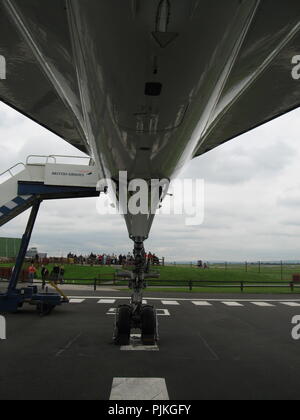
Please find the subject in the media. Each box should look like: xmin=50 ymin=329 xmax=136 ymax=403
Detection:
xmin=49 ymin=282 xmax=69 ymax=303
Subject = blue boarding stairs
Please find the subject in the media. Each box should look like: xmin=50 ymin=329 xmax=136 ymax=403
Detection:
xmin=0 ymin=155 xmax=105 ymax=315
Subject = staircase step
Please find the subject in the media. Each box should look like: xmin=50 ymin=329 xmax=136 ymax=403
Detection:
xmin=0 ymin=196 xmax=33 ymax=215
xmin=0 ymin=196 xmax=34 ymax=226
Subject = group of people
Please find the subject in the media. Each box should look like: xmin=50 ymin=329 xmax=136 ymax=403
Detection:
xmin=27 ymin=264 xmax=65 ymax=287
xmin=197 ymin=260 xmax=209 ymax=269
xmin=145 ymin=253 xmax=160 ymax=265
xmin=67 ymin=251 xmax=161 ymax=266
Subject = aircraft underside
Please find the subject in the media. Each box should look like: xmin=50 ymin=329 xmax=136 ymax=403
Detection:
xmin=0 ymin=0 xmax=299 ymax=344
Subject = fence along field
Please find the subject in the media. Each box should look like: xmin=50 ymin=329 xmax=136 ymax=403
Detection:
xmin=1 ymin=261 xmax=300 ymax=293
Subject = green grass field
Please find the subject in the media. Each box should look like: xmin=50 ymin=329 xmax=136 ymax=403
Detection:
xmin=1 ymin=262 xmax=299 ymax=293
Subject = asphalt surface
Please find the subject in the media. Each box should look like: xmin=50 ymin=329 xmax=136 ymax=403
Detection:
xmin=1 ymin=290 xmax=300 ymax=400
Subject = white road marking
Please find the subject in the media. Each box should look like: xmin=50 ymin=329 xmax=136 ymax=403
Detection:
xmin=222 ymin=302 xmax=244 ymax=307
xmin=251 ymin=302 xmax=274 ymax=307
xmin=281 ymin=302 xmax=300 ymax=307
xmin=120 ymin=334 xmax=159 ymax=351
xmin=68 ymin=295 xmax=300 ymax=303
xmin=55 ymin=333 xmax=82 ymax=357
xmin=107 ymin=308 xmax=117 ymax=315
xmin=192 ymin=301 xmax=212 ymax=306
xmin=161 ymin=300 xmax=179 ymax=306
xmin=156 ymin=309 xmax=170 ymax=316
xmin=142 ymin=300 xmax=147 ymax=304
xmin=69 ymin=299 xmax=85 ymax=304
xmin=110 ymin=378 xmax=169 ymax=400
xmin=107 ymin=308 xmax=170 ymax=316
xmin=98 ymin=299 xmax=116 ymax=304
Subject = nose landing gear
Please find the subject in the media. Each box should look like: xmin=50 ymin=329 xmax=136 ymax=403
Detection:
xmin=114 ymin=238 xmax=158 ymax=346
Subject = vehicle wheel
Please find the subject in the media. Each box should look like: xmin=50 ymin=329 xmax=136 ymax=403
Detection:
xmin=141 ymin=305 xmax=157 ymax=345
xmin=36 ymin=303 xmax=55 ymax=316
xmin=114 ymin=305 xmax=132 ymax=345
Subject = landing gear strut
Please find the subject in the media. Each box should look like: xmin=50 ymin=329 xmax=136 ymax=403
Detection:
xmin=114 ymin=238 xmax=158 ymax=346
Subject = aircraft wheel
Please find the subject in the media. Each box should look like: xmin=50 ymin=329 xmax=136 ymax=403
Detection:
xmin=114 ymin=305 xmax=132 ymax=345
xmin=141 ymin=305 xmax=157 ymax=345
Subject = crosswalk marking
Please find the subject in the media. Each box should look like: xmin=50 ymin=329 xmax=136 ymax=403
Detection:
xmin=281 ymin=302 xmax=300 ymax=307
xmin=98 ymin=299 xmax=116 ymax=304
xmin=110 ymin=378 xmax=169 ymax=400
xmin=66 ymin=298 xmax=300 ymax=309
xmin=69 ymin=299 xmax=85 ymax=304
xmin=192 ymin=301 xmax=212 ymax=306
xmin=68 ymin=295 xmax=300 ymax=303
xmin=161 ymin=300 xmax=179 ymax=306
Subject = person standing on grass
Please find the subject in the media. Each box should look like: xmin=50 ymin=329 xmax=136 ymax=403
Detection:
xmin=53 ymin=264 xmax=60 ymax=284
xmin=59 ymin=266 xmax=65 ymax=284
xmin=28 ymin=265 xmax=36 ymax=284
xmin=41 ymin=266 xmax=49 ymax=289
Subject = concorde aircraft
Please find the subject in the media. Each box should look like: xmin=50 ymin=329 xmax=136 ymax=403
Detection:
xmin=0 ymin=0 xmax=299 ymax=344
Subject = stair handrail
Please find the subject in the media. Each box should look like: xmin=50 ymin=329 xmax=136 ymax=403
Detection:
xmin=0 ymin=163 xmax=26 ymax=184
xmin=26 ymin=155 xmax=94 ymax=166
xmin=26 ymin=155 xmax=57 ymax=165
xmin=48 ymin=155 xmax=95 ymax=166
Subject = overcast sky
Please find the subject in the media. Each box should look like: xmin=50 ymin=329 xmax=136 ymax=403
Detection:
xmin=0 ymin=101 xmax=300 ymax=262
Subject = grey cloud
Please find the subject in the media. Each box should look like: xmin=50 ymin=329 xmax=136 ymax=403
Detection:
xmin=181 ymin=140 xmax=296 ymax=185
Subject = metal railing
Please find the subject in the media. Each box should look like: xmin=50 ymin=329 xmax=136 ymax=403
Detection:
xmin=26 ymin=155 xmax=94 ymax=166
xmin=26 ymin=155 xmax=56 ymax=165
xmin=1 ymin=277 xmax=300 ymax=293
xmin=0 ymin=155 xmax=94 ymax=186
xmin=0 ymin=162 xmax=26 ymax=184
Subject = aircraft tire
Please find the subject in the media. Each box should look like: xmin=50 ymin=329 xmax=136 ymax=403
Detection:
xmin=114 ymin=305 xmax=132 ymax=345
xmin=141 ymin=305 xmax=156 ymax=345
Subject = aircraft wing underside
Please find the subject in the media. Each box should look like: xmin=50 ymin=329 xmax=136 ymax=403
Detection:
xmin=0 ymin=0 xmax=89 ymax=155
xmin=194 ymin=4 xmax=300 ymax=157
xmin=0 ymin=0 xmax=299 ymax=160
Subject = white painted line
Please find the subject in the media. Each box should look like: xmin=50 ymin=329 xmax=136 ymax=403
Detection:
xmin=106 ymin=308 xmax=169 ymax=317
xmin=68 ymin=295 xmax=300 ymax=303
xmin=222 ymin=302 xmax=244 ymax=307
xmin=55 ymin=333 xmax=82 ymax=357
xmin=110 ymin=378 xmax=169 ymax=400
xmin=161 ymin=300 xmax=179 ymax=306
xmin=121 ymin=345 xmax=159 ymax=351
xmin=281 ymin=302 xmax=300 ymax=307
xmin=156 ymin=309 xmax=170 ymax=317
xmin=107 ymin=308 xmax=117 ymax=315
xmin=120 ymin=334 xmax=159 ymax=351
xmin=98 ymin=299 xmax=116 ymax=304
xmin=251 ymin=302 xmax=274 ymax=307
xmin=69 ymin=299 xmax=85 ymax=304
xmin=192 ymin=301 xmax=212 ymax=306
